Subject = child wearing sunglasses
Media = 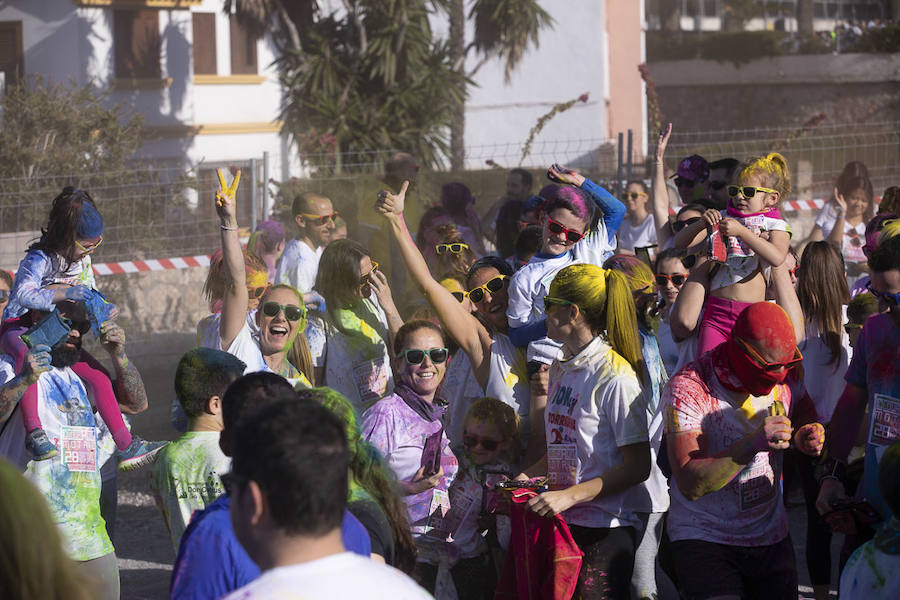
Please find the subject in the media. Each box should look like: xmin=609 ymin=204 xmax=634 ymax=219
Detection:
xmin=673 ymin=152 xmax=793 ymax=357
xmin=439 ymin=398 xmax=520 ymax=599
xmin=1 ymin=188 xmax=164 ymax=466
xmin=506 ymin=164 xmax=625 ymax=367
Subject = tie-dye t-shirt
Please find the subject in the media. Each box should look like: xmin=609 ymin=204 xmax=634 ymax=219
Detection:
xmin=3 ymin=249 xmax=96 ymax=319
xmin=844 ymin=313 xmax=900 ymax=520
xmin=151 ymin=431 xmax=231 ymax=550
xmin=362 ymin=394 xmax=458 ymax=564
xmin=0 ymin=359 xmax=113 ymax=561
xmin=545 ymin=336 xmax=647 ymax=529
xmin=662 ymin=353 xmax=791 ymax=546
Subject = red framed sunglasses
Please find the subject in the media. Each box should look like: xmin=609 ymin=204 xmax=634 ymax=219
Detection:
xmin=736 ymin=338 xmax=803 ymax=372
xmin=546 ymin=216 xmax=584 ymax=244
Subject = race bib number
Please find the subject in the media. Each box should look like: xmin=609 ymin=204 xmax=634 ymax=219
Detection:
xmin=60 ymin=426 xmax=98 ymax=473
xmin=352 ymin=357 xmax=389 ymax=404
xmin=548 ymin=443 xmax=577 ymax=488
xmin=424 ymin=488 xmax=452 ymax=538
xmin=738 ymin=452 xmax=775 ymax=511
xmin=868 ymin=394 xmax=900 ymax=447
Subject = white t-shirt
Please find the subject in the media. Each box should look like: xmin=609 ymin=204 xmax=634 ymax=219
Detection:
xmin=275 ymin=238 xmax=324 ymax=293
xmin=798 ymin=313 xmax=852 ymax=423
xmin=815 ymin=203 xmax=868 ymax=264
xmin=221 ymin=552 xmax=431 ymax=600
xmin=655 ymin=319 xmax=680 ymax=377
xmin=662 ymin=354 xmax=791 ymax=547
xmin=0 ymin=358 xmax=114 ymax=562
xmin=616 ymin=214 xmax=657 ymax=252
xmin=839 ymin=537 xmax=900 ymax=600
xmin=545 ymin=336 xmax=647 ymax=529
xmin=709 ymin=212 xmax=791 ymax=291
xmin=197 ymin=311 xmax=258 ymax=349
xmin=485 ymin=333 xmax=531 ymax=440
xmin=306 ymin=299 xmax=393 ymax=412
xmin=150 ymin=431 xmax=230 ymax=550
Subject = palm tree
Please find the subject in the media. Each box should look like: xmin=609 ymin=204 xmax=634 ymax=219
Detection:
xmin=226 ymin=0 xmax=551 ymax=171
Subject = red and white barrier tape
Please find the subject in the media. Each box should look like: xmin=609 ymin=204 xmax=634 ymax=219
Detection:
xmin=92 ymin=254 xmax=210 ymax=276
xmin=783 ymin=198 xmax=826 ymax=212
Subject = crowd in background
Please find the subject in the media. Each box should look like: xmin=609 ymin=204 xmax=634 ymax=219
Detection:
xmin=0 ymin=126 xmax=899 ymax=600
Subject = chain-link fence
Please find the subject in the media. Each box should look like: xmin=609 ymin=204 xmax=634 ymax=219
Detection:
xmin=1 ymin=120 xmax=898 ymax=269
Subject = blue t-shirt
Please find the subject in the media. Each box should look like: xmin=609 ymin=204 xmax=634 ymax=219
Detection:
xmin=844 ymin=313 xmax=900 ymax=521
xmin=169 ymin=495 xmax=371 ymax=600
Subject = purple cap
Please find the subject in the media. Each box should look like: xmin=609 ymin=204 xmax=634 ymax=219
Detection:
xmin=672 ymin=155 xmax=710 ymax=183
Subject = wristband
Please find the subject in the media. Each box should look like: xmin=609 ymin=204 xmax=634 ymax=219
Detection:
xmin=815 ymin=457 xmax=847 ymax=486
xmin=221 ymin=224 xmax=237 ymax=231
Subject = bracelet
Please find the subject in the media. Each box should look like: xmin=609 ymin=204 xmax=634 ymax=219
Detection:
xmin=815 ymin=457 xmax=847 ymax=486
xmin=220 ymin=224 xmax=237 ymax=231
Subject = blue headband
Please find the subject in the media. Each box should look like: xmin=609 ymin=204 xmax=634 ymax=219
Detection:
xmin=76 ymin=201 xmax=104 ymax=239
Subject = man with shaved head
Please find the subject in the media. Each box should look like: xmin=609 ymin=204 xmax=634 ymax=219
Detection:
xmin=275 ymin=191 xmax=337 ymax=297
xmin=661 ymin=302 xmax=825 ymax=600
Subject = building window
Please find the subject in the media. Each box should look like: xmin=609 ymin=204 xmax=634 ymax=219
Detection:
xmin=229 ymin=16 xmax=257 ymax=75
xmin=0 ymin=21 xmax=24 ymax=89
xmin=114 ymin=9 xmax=161 ymax=79
xmin=192 ymin=12 xmax=217 ymax=75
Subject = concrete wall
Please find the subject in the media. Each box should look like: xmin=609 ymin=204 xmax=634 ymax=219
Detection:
xmin=647 ymin=53 xmax=900 ymax=132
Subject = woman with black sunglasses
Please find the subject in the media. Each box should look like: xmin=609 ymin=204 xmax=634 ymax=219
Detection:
xmin=215 ymin=170 xmax=313 ymax=388
xmin=375 ymin=183 xmax=538 ymax=461
xmin=653 ymin=248 xmax=691 ymax=376
xmin=307 ymin=238 xmax=404 ymax=413
xmin=362 ymin=320 xmax=459 ymax=594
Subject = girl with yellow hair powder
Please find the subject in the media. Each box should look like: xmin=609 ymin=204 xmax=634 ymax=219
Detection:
xmin=673 ymin=152 xmax=793 ymax=356
xmin=518 ymin=263 xmax=652 ymax=599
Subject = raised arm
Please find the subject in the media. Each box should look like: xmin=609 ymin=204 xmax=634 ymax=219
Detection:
xmin=215 ymin=169 xmax=246 ymax=351
xmin=547 ymin=165 xmax=626 ymax=242
xmin=669 ymin=260 xmax=709 ymax=341
xmin=0 ymin=346 xmax=50 ymax=424
xmin=651 ymin=124 xmax=674 ymax=246
xmin=376 ymin=183 xmax=492 ymax=383
xmin=770 ymin=259 xmax=805 ymax=343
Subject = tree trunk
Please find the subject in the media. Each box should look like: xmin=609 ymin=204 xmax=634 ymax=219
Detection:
xmin=660 ymin=0 xmax=682 ymax=32
xmin=796 ymin=0 xmax=814 ymax=36
xmin=448 ymin=0 xmax=465 ymax=171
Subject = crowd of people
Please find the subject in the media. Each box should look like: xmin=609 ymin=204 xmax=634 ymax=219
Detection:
xmin=0 ymin=130 xmax=899 ymax=600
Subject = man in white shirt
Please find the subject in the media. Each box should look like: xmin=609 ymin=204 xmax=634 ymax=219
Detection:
xmin=223 ymin=394 xmax=431 ymax=600
xmin=275 ymin=192 xmax=337 ymax=295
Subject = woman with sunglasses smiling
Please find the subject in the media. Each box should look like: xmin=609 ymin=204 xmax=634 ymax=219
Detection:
xmin=362 ymin=320 xmax=459 ymax=594
xmin=376 ymin=183 xmax=537 ymax=460
xmin=215 ymin=171 xmax=313 ymax=388
xmin=652 ymin=248 xmax=691 ymax=376
xmin=307 ymin=239 xmax=404 ymax=412
xmin=506 ymin=163 xmax=625 ymax=372
xmin=518 ymin=263 xmax=652 ymax=599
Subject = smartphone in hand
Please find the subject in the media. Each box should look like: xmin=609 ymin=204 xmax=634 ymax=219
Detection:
xmin=420 ymin=430 xmax=443 ymax=477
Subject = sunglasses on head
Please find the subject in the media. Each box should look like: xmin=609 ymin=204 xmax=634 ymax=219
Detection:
xmin=866 ymin=281 xmax=900 ymax=307
xmin=736 ymin=338 xmax=803 ymax=372
xmin=674 ymin=177 xmax=695 ymax=189
xmin=260 ymin=301 xmax=306 ymax=321
xmin=300 ymin=212 xmax=339 ymax=226
xmin=543 ymin=296 xmax=576 ymax=312
xmin=672 ymin=217 xmax=701 ymax=233
xmin=547 ymin=216 xmax=584 ymax=244
xmin=399 ymin=347 xmax=449 ymax=365
xmin=75 ymin=236 xmax=103 ymax=254
xmin=467 ymin=275 xmax=507 ymax=304
xmin=621 ymin=192 xmax=647 ymax=201
xmin=655 ymin=273 xmax=687 ymax=287
xmin=436 ymin=242 xmax=469 ymax=255
xmin=463 ymin=434 xmax=501 ymax=452
xmin=247 ymin=285 xmax=269 ymax=299
xmin=359 ymin=261 xmax=379 ymax=286
xmin=727 ymin=185 xmax=779 ymax=199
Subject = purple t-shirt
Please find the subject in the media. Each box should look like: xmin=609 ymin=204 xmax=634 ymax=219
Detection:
xmin=844 ymin=313 xmax=900 ymax=519
xmin=361 ymin=394 xmax=459 ymax=537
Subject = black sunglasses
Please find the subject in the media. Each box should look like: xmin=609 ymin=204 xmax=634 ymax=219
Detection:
xmin=260 ymin=301 xmax=306 ymax=322
xmin=672 ymin=217 xmax=701 ymax=233
xmin=399 ymin=348 xmax=449 ymax=365
xmin=708 ymin=180 xmax=727 ymax=190
xmin=71 ymin=319 xmax=92 ymax=335
xmin=467 ymin=275 xmax=507 ymax=304
xmin=463 ymin=434 xmax=500 ymax=452
xmin=674 ymin=176 xmax=695 ymax=188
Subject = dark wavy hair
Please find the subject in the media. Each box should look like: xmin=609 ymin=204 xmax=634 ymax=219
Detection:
xmin=30 ymin=187 xmax=100 ymax=268
xmin=797 ymin=242 xmax=849 ymax=366
xmin=315 ymin=238 xmax=370 ymax=314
